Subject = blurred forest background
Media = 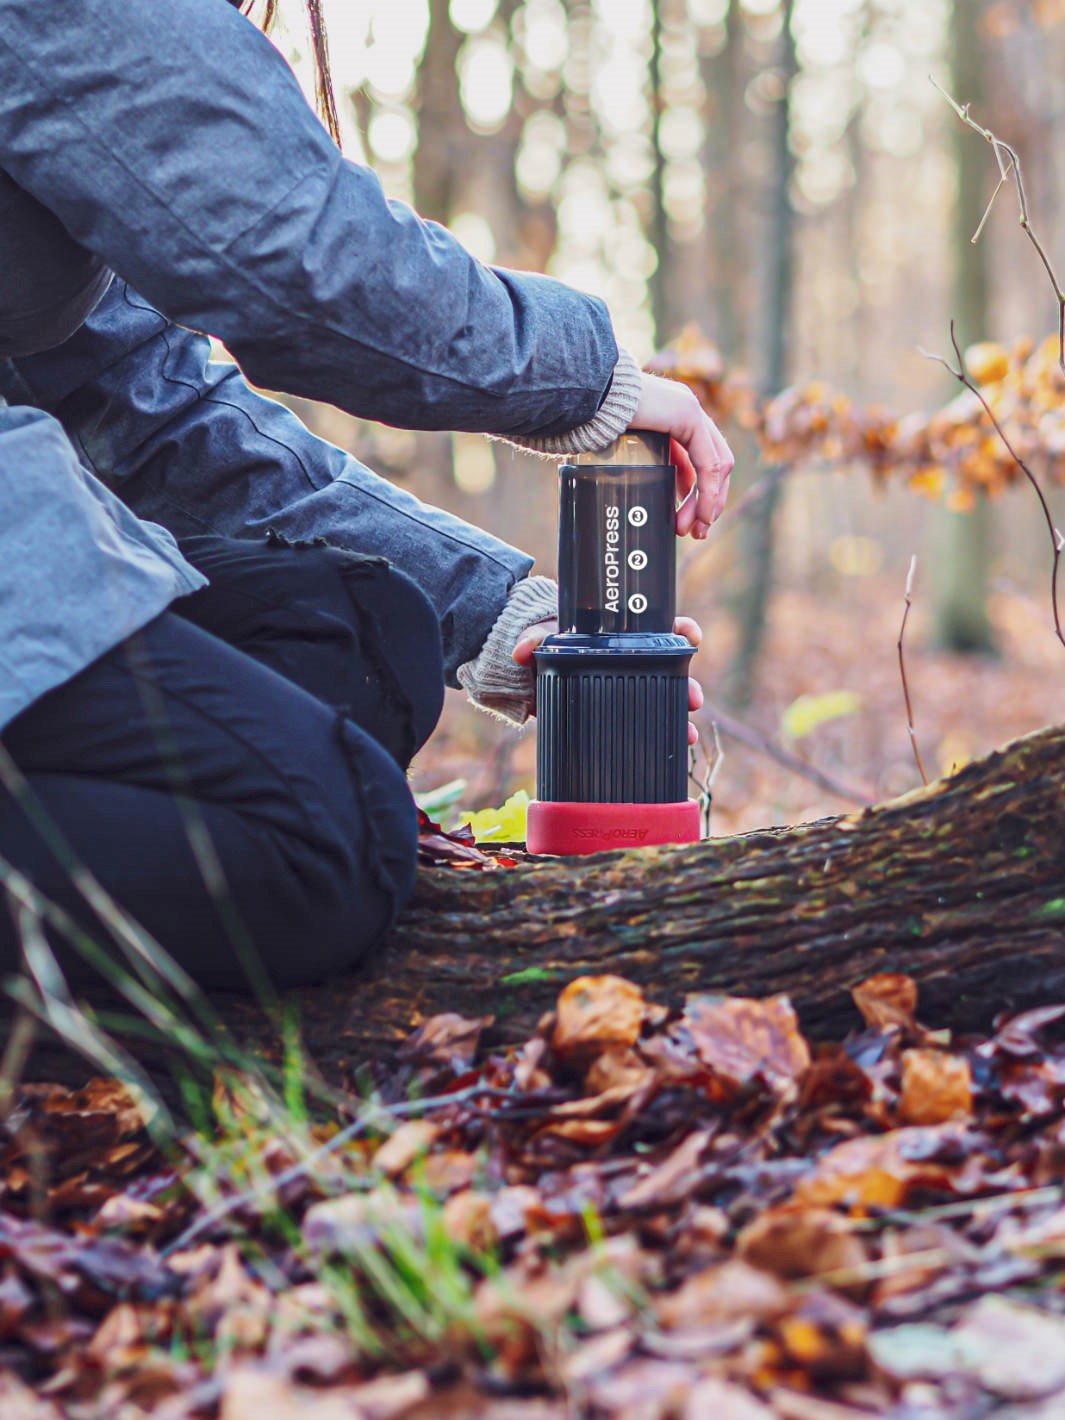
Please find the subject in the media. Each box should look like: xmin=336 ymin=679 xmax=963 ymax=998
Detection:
xmin=269 ymin=0 xmax=1065 ymax=833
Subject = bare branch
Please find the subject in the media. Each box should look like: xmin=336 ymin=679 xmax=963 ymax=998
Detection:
xmin=897 ymin=555 xmax=929 ymax=787
xmin=932 ymin=76 xmax=1065 ymax=375
xmin=921 ymin=323 xmax=1065 ymax=651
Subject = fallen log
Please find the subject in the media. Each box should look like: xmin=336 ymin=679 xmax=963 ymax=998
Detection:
xmin=261 ymin=719 xmax=1065 ymax=1077
xmin=11 ymin=722 xmax=1065 ymax=1088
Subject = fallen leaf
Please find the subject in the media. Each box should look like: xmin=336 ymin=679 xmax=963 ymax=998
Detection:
xmin=618 ymin=1130 xmax=715 ymax=1211
xmin=793 ymin=1125 xmax=969 ymax=1211
xmin=898 ymin=1049 xmax=973 ymax=1125
xmin=398 ymin=1013 xmax=491 ymax=1072
xmin=851 ymin=974 xmax=918 ymax=1032
xmin=682 ymin=1376 xmax=776 ymax=1419
xmin=736 ymin=1207 xmax=867 ymax=1284
xmin=551 ymin=976 xmax=645 ymax=1057
xmin=373 ymin=1120 xmax=440 ymax=1177
xmin=683 ymin=993 xmax=811 ymax=1092
xmin=656 ymin=1260 xmax=792 ymax=1330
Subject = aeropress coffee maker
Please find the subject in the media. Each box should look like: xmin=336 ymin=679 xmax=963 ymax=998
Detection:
xmin=526 ymin=430 xmax=702 ymax=855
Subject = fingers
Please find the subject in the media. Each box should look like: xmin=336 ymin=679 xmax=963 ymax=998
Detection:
xmin=513 ymin=618 xmax=558 ymax=665
xmin=687 ymin=676 xmax=704 ymax=744
xmin=684 ymin=411 xmax=734 ymax=537
xmin=631 ymin=374 xmax=735 ymax=541
xmin=673 ymin=440 xmax=698 ymax=537
xmin=674 ymin=615 xmax=702 ymax=648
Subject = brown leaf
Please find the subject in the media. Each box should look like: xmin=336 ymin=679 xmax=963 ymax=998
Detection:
xmin=584 ymin=1046 xmax=655 ymax=1097
xmin=898 ymin=1049 xmax=973 ymax=1125
xmin=551 ymin=976 xmax=645 ymax=1057
xmin=618 ymin=1129 xmax=715 ymax=1212
xmin=656 ymin=1259 xmax=792 ymax=1330
xmin=683 ymin=993 xmax=811 ymax=1093
xmin=682 ymin=1380 xmax=776 ymax=1420
xmin=0 ymin=1208 xmax=178 ymax=1314
xmin=398 ymin=1012 xmax=491 ymax=1072
xmin=373 ymin=1120 xmax=440 ymax=1177
xmin=736 ymin=1207 xmax=867 ymax=1284
xmin=220 ymin=1365 xmax=422 ymax=1420
xmin=442 ymin=1190 xmax=496 ymax=1251
xmin=793 ymin=1125 xmax=968 ymax=1211
xmin=851 ymin=973 xmax=918 ymax=1031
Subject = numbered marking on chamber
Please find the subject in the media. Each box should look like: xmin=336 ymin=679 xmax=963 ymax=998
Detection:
xmin=627 ymin=548 xmax=648 ymax=571
xmin=627 ymin=505 xmax=648 ymax=527
xmin=628 ymin=592 xmax=648 ymax=615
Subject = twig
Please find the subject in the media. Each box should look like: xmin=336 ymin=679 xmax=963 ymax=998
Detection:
xmin=920 ymin=323 xmax=1065 ymax=650
xmin=688 ymin=723 xmax=725 ymax=837
xmin=897 ymin=554 xmax=929 ymax=786
xmin=700 ymin=703 xmax=873 ymax=806
xmin=933 ymin=77 xmax=1065 ymax=374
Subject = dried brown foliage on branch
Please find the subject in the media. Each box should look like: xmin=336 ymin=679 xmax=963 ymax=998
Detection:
xmin=7 ymin=976 xmax=1065 ymax=1416
xmin=651 ymin=326 xmax=1065 ymax=511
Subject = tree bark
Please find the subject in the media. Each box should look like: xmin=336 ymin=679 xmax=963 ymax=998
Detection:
xmin=263 ymin=721 xmax=1065 ymax=1072
xmin=12 ymin=724 xmax=1065 ymax=1088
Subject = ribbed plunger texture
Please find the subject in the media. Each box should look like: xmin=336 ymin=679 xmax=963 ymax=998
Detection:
xmin=536 ymin=663 xmax=689 ymax=803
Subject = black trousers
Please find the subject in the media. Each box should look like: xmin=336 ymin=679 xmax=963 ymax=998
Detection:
xmin=0 ymin=534 xmax=444 ymax=989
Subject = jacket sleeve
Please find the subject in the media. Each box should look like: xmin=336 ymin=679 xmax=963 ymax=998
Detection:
xmin=0 ymin=0 xmax=617 ymax=437
xmin=2 ymin=282 xmax=533 ymax=683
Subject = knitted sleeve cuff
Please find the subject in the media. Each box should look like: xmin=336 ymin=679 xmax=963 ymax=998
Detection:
xmin=456 ymin=574 xmax=558 ymax=726
xmin=499 ymin=348 xmax=644 ymax=457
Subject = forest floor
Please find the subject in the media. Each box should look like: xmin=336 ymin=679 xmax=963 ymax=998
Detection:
xmin=4 ymin=574 xmax=1065 ymax=1420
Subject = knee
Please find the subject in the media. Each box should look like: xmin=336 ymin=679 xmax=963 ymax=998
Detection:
xmin=272 ymin=726 xmax=420 ymax=986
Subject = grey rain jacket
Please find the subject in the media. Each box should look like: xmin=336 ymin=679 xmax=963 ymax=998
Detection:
xmin=0 ymin=0 xmax=619 ymax=731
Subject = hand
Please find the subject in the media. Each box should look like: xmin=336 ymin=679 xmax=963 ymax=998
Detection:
xmin=514 ymin=615 xmax=704 ymax=745
xmin=631 ymin=372 xmax=734 ymax=539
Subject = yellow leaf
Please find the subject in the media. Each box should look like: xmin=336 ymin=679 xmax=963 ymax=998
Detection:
xmin=946 ymin=487 xmax=976 ymax=513
xmin=909 ymin=466 xmax=947 ymax=499
xmin=781 ymin=691 xmax=861 ymax=741
xmin=965 ymin=340 xmax=1010 ymax=385
xmin=465 ymin=790 xmax=530 ymax=844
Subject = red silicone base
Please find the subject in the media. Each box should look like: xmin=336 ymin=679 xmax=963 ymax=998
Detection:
xmin=526 ymin=799 xmax=701 ymax=856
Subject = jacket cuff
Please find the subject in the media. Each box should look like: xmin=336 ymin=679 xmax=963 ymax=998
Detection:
xmin=499 ymin=348 xmax=643 ymax=457
xmin=457 ymin=574 xmax=558 ymax=726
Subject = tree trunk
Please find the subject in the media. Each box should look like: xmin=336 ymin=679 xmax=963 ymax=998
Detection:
xmin=13 ymin=724 xmax=1065 ymax=1089
xmin=725 ymin=0 xmax=796 ymax=707
xmin=931 ymin=0 xmax=995 ymax=654
xmin=225 ymin=721 xmax=1065 ymax=1074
